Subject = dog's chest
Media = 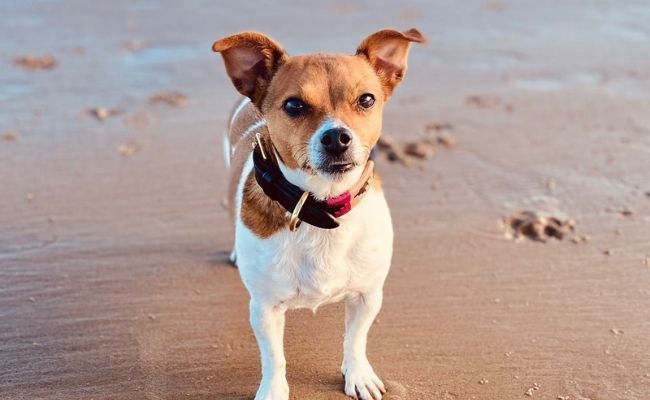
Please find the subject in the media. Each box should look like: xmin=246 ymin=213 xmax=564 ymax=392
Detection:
xmin=272 ymin=227 xmax=358 ymax=309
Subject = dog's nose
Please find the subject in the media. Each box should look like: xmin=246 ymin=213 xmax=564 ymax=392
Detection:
xmin=320 ymin=128 xmax=352 ymax=156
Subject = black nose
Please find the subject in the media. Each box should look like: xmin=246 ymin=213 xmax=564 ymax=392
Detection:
xmin=320 ymin=128 xmax=352 ymax=156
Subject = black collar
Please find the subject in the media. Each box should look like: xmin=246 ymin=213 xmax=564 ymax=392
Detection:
xmin=252 ymin=139 xmax=372 ymax=230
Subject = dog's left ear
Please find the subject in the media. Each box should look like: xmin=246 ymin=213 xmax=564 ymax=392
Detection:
xmin=356 ymin=28 xmax=426 ymax=98
xmin=213 ymin=32 xmax=288 ymax=105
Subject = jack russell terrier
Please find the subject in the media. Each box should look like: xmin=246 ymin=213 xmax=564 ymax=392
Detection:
xmin=213 ymin=28 xmax=425 ymax=400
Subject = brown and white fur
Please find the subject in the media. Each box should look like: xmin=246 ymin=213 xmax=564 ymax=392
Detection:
xmin=213 ymin=29 xmax=425 ymax=400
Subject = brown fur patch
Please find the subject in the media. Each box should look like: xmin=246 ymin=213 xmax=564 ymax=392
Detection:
xmin=227 ymin=128 xmax=255 ymax=219
xmin=240 ymin=170 xmax=288 ymax=238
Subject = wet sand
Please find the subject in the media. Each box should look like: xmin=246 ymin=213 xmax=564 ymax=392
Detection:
xmin=1 ymin=1 xmax=649 ymax=399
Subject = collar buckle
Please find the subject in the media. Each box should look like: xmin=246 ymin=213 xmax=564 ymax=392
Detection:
xmin=289 ymin=191 xmax=309 ymax=231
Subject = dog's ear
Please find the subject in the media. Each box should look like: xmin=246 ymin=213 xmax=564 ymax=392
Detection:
xmin=213 ymin=32 xmax=288 ymax=105
xmin=356 ymin=28 xmax=426 ymax=97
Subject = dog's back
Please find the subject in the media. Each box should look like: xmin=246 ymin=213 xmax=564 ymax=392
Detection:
xmin=224 ymin=97 xmax=266 ymax=217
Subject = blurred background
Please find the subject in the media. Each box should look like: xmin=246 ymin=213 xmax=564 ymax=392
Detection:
xmin=1 ymin=1 xmax=649 ymax=399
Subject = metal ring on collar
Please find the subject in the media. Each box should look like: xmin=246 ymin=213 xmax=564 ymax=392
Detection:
xmin=289 ymin=191 xmax=309 ymax=232
xmin=255 ymin=132 xmax=267 ymax=160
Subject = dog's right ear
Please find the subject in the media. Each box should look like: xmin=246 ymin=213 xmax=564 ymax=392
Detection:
xmin=212 ymin=32 xmax=288 ymax=105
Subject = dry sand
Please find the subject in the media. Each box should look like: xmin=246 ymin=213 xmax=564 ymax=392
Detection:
xmin=1 ymin=1 xmax=649 ymax=399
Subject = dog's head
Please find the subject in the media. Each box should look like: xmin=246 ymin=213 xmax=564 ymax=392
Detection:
xmin=213 ymin=29 xmax=425 ymax=197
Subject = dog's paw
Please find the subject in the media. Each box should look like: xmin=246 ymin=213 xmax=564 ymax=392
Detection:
xmin=254 ymin=376 xmax=289 ymax=400
xmin=342 ymin=360 xmax=386 ymax=400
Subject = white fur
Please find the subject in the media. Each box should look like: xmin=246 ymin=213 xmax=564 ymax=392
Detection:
xmin=225 ymin=119 xmax=267 ymax=175
xmin=230 ymin=97 xmax=251 ymax=127
xmin=278 ymin=161 xmax=363 ymax=201
xmin=222 ymin=134 xmax=231 ymax=168
xmin=224 ymin=97 xmax=253 ymax=168
xmin=233 ymin=148 xmax=393 ymax=400
xmin=244 ymin=119 xmax=267 ymax=136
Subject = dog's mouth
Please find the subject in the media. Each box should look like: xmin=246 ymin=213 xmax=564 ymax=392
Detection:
xmin=321 ymin=162 xmax=355 ymax=174
xmin=312 ymin=159 xmax=358 ymax=176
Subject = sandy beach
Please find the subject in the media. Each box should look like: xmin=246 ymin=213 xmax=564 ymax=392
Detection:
xmin=1 ymin=1 xmax=649 ymax=399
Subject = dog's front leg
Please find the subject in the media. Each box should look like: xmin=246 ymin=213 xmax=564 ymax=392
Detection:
xmin=341 ymin=291 xmax=386 ymax=400
xmin=250 ymin=300 xmax=289 ymax=400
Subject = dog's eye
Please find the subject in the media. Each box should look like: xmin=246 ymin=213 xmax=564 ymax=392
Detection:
xmin=358 ymin=93 xmax=375 ymax=109
xmin=283 ymin=98 xmax=309 ymax=117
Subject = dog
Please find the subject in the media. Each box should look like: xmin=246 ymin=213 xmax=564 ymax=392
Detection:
xmin=212 ymin=28 xmax=425 ymax=400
